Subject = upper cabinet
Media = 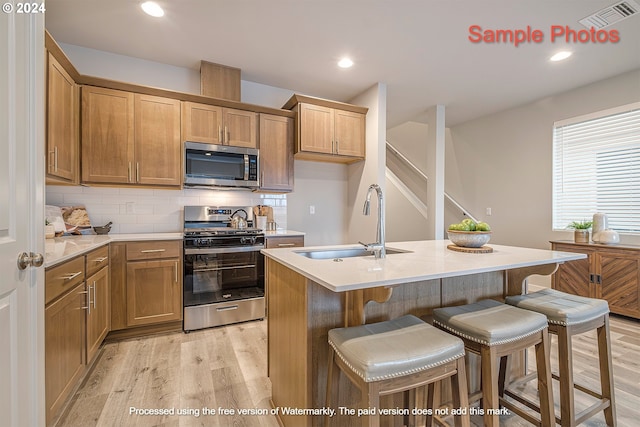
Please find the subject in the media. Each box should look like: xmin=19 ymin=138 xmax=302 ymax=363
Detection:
xmin=81 ymin=86 xmax=181 ymax=187
xmin=46 ymin=52 xmax=79 ymax=184
xmin=259 ymin=114 xmax=294 ymax=192
xmin=283 ymin=94 xmax=367 ymax=164
xmin=182 ymin=102 xmax=257 ymax=149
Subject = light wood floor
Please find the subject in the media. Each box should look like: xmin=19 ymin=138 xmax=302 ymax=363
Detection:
xmin=57 ymin=314 xmax=640 ymax=427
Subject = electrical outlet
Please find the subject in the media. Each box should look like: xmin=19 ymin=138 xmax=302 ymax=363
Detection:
xmin=486 ymin=207 xmax=492 ymax=216
xmin=126 ymin=202 xmax=135 ymax=214
xmin=309 ymin=205 xmax=315 ymax=215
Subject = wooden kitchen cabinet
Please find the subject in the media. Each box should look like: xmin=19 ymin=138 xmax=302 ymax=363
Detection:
xmin=182 ymin=101 xmax=257 ymax=148
xmin=110 ymin=240 xmax=183 ymax=333
xmin=85 ymin=264 xmax=110 ymax=363
xmin=259 ymin=114 xmax=294 ymax=192
xmin=81 ymin=87 xmax=181 ymax=187
xmin=45 ymin=245 xmax=111 ymax=424
xmin=283 ymin=94 xmax=367 ymax=163
xmin=551 ymin=241 xmax=640 ymax=319
xmin=265 ymin=235 xmax=304 ymax=249
xmin=45 ymin=281 xmax=86 ymax=424
xmin=46 ymin=52 xmax=79 ymax=184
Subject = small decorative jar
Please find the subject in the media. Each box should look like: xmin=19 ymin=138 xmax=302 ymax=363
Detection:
xmin=45 ymin=224 xmax=55 ymax=239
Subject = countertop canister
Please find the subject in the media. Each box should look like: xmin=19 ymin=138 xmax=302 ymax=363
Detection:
xmin=592 ymin=213 xmax=608 ymax=242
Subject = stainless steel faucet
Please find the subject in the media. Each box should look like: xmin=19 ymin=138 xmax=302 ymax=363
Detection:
xmin=360 ymin=184 xmax=386 ymax=258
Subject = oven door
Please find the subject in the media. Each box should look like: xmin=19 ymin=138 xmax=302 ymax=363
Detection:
xmin=184 ymin=245 xmax=264 ymax=306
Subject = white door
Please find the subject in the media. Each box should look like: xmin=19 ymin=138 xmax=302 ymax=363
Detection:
xmin=0 ymin=6 xmax=45 ymax=427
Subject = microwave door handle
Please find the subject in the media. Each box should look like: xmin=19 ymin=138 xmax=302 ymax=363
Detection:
xmin=244 ymin=154 xmax=249 ymax=181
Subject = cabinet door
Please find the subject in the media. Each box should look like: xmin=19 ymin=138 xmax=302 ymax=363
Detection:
xmin=46 ymin=53 xmax=78 ymax=183
xmin=551 ymin=244 xmax=593 ymax=297
xmin=334 ymin=109 xmax=365 ymax=158
xmin=45 ymin=282 xmax=86 ymax=424
xmin=299 ymin=103 xmax=334 ymax=154
xmin=126 ymin=259 xmax=182 ymax=327
xmin=259 ymin=114 xmax=294 ymax=192
xmin=81 ymin=86 xmax=135 ymax=184
xmin=181 ymin=102 xmax=223 ymax=145
xmin=596 ymin=250 xmax=640 ymax=318
xmin=223 ymin=108 xmax=257 ymax=148
xmin=134 ymin=94 xmax=181 ymax=186
xmin=86 ymin=266 xmax=110 ymax=363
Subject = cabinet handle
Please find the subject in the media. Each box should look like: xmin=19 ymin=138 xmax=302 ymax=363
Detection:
xmin=92 ymin=280 xmax=97 ymax=309
xmin=61 ymin=271 xmax=82 ymax=281
xmin=335 ymin=140 xmax=339 ymax=153
xmin=136 ymin=162 xmax=140 ymax=183
xmin=80 ymin=287 xmax=91 ymax=314
xmin=175 ymin=261 xmax=178 ymax=283
xmin=277 ymin=243 xmax=297 ymax=247
xmin=332 ymin=140 xmax=335 ymax=153
xmin=225 ymin=126 xmax=229 ymax=144
xmin=589 ymin=273 xmax=595 ymax=283
xmin=219 ymin=125 xmax=223 ymax=143
xmin=128 ymin=162 xmax=132 ymax=182
xmin=54 ymin=146 xmax=59 ymax=172
xmin=93 ymin=257 xmax=108 ymax=263
xmin=48 ymin=149 xmax=55 ymax=173
xmin=597 ymin=274 xmax=602 ymax=285
xmin=140 ymin=249 xmax=166 ymax=253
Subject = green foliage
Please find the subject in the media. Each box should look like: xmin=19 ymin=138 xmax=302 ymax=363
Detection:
xmin=567 ymin=220 xmax=592 ymax=230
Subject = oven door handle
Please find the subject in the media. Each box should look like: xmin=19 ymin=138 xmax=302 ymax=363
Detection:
xmin=184 ymin=245 xmax=264 ymax=255
xmin=193 ymin=265 xmax=256 ymax=273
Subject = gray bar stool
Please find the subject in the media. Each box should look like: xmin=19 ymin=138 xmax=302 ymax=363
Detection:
xmin=432 ymin=299 xmax=555 ymax=427
xmin=505 ymin=288 xmax=616 ymax=426
xmin=325 ymin=314 xmax=470 ymax=427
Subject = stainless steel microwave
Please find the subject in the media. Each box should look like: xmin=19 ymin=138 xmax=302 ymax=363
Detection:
xmin=184 ymin=142 xmax=259 ymax=189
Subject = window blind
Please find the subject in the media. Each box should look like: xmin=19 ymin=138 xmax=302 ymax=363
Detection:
xmin=553 ymin=103 xmax=640 ymax=233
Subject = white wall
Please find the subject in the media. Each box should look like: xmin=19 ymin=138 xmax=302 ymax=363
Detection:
xmin=45 ymin=186 xmax=287 ymax=234
xmin=346 ymin=83 xmax=387 ymax=244
xmin=448 ymin=69 xmax=640 ymax=286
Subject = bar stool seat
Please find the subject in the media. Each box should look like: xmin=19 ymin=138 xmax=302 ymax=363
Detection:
xmin=326 ymin=314 xmax=470 ymax=427
xmin=433 ymin=299 xmax=555 ymax=427
xmin=506 ymin=288 xmax=616 ymax=426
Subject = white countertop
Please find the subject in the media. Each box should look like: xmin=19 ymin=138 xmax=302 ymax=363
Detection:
xmin=45 ymin=233 xmax=183 ymax=268
xmin=261 ymin=240 xmax=587 ymax=292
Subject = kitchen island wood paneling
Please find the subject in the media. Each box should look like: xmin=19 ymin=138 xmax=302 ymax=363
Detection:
xmin=262 ymin=241 xmax=585 ymax=427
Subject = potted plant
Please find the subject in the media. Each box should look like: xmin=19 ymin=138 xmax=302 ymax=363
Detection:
xmin=567 ymin=220 xmax=592 ymax=243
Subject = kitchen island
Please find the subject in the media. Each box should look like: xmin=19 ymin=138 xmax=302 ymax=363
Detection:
xmin=262 ymin=240 xmax=586 ymax=427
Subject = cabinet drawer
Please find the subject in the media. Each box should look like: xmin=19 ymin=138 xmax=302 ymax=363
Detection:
xmin=45 ymin=256 xmax=85 ymax=305
xmin=126 ymin=240 xmax=181 ymax=261
xmin=85 ymin=245 xmax=109 ymax=277
xmin=265 ymin=236 xmax=304 ymax=249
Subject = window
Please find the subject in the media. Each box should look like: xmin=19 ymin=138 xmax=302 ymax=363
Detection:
xmin=553 ymin=102 xmax=640 ymax=233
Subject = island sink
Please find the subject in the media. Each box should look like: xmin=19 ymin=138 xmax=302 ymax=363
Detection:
xmin=295 ymin=247 xmax=410 ymax=260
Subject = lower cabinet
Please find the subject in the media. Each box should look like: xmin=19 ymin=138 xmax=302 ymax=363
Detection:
xmin=45 ymin=282 xmax=86 ymax=424
xmin=110 ymin=240 xmax=183 ymax=332
xmin=45 ymin=245 xmax=110 ymax=425
xmin=86 ymin=265 xmax=110 ymax=362
xmin=551 ymin=241 xmax=640 ymax=319
xmin=265 ymin=235 xmax=304 ymax=249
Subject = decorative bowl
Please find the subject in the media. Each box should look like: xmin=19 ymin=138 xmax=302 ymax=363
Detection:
xmin=447 ymin=230 xmax=491 ymax=248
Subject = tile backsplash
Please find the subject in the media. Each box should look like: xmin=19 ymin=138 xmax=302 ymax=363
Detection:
xmin=46 ymin=186 xmax=287 ymax=234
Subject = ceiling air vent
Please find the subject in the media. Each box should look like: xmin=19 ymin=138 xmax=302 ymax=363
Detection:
xmin=579 ymin=0 xmax=639 ymax=28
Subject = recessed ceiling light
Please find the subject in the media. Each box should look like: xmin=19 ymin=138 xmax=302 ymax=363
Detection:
xmin=141 ymin=1 xmax=164 ymax=17
xmin=338 ymin=57 xmax=354 ymax=69
xmin=550 ymin=51 xmax=572 ymax=62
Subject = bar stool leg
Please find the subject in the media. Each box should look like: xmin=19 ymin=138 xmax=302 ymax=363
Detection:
xmin=598 ymin=316 xmax=617 ymax=426
xmin=535 ymin=330 xmax=555 ymax=427
xmin=452 ymin=357 xmax=471 ymax=427
xmin=557 ymin=325 xmax=576 ymax=427
xmin=325 ymin=346 xmax=340 ymax=427
xmin=365 ymin=382 xmax=380 ymax=427
xmin=480 ymin=345 xmax=499 ymax=427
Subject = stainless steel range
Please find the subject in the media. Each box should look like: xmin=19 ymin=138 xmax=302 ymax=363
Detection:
xmin=183 ymin=206 xmax=265 ymax=332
